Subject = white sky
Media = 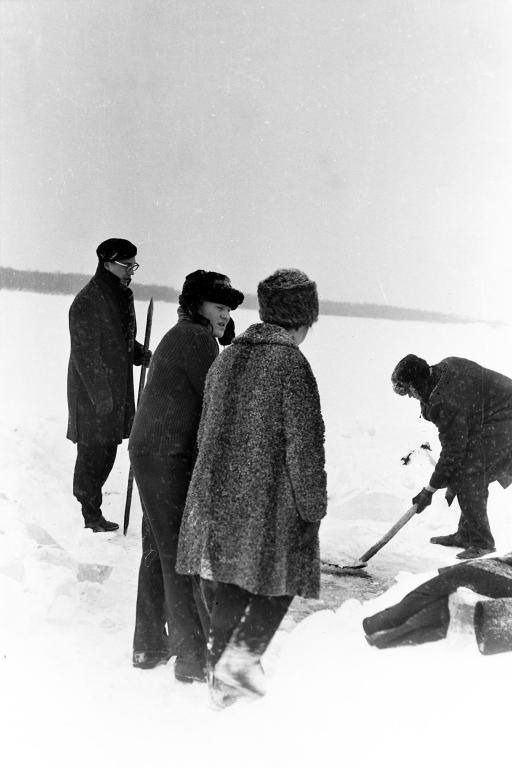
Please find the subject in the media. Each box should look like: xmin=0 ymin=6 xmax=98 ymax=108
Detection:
xmin=1 ymin=0 xmax=512 ymax=321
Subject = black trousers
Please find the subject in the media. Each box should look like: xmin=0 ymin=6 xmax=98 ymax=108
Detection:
xmin=73 ymin=442 xmax=118 ymax=524
xmin=456 ymin=474 xmax=494 ymax=549
xmin=362 ymin=559 xmax=512 ymax=648
xmin=200 ymin=579 xmax=293 ymax=667
xmin=131 ymin=453 xmax=205 ymax=658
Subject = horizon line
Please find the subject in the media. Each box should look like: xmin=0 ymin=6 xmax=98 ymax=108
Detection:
xmin=0 ymin=265 xmax=493 ymax=325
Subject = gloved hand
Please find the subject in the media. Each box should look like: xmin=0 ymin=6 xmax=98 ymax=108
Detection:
xmin=141 ymin=349 xmax=152 ymax=367
xmin=445 ymin=487 xmax=456 ymax=507
xmin=412 ymin=487 xmax=434 ymax=514
xmin=301 ymin=520 xmax=320 ymax=547
xmin=96 ymin=395 xmax=113 ymax=417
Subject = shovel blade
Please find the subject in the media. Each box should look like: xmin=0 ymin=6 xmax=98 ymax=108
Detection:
xmin=321 ymin=559 xmax=371 ymax=578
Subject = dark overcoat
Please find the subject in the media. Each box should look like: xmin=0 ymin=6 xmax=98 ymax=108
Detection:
xmin=176 ymin=323 xmax=327 ymax=598
xmin=66 ymin=267 xmax=144 ymax=445
xmin=424 ymin=357 xmax=512 ymax=492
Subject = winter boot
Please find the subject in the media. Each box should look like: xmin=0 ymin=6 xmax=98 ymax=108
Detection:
xmin=456 ymin=545 xmax=496 ymax=560
xmin=132 ymin=649 xmax=174 ymax=669
xmin=430 ymin=532 xmax=465 ymax=548
xmin=214 ymin=641 xmax=266 ymax=698
xmin=208 ymin=673 xmax=242 ymax=711
xmin=364 ymin=600 xmax=450 ymax=649
xmin=85 ymin=516 xmax=119 ymax=532
xmin=174 ymin=647 xmax=207 ymax=683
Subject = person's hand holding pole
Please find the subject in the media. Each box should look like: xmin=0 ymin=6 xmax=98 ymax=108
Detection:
xmin=412 ymin=484 xmax=437 ymax=514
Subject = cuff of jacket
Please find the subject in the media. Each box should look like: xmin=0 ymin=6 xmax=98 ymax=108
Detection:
xmin=298 ymin=494 xmax=328 ymax=523
xmin=428 ymin=471 xmax=448 ymax=490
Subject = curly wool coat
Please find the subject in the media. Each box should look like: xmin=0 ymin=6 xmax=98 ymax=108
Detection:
xmin=176 ymin=323 xmax=327 ymax=598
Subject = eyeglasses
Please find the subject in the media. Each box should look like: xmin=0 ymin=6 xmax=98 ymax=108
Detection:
xmin=112 ymin=260 xmax=139 ymax=272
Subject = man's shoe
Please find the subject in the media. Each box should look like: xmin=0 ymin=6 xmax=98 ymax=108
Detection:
xmin=430 ymin=532 xmax=465 ymax=548
xmin=85 ymin=516 xmax=119 ymax=533
xmin=456 ymin=546 xmax=496 ymax=560
xmin=174 ymin=650 xmax=207 ymax=683
xmin=132 ymin=650 xmax=173 ymax=669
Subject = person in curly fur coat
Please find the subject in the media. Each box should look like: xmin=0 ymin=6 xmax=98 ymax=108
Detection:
xmin=176 ymin=268 xmax=327 ymax=707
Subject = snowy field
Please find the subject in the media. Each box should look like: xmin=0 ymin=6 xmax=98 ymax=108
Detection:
xmin=1 ymin=288 xmax=512 ymax=768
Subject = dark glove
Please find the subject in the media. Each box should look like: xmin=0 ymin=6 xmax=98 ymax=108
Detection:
xmin=219 ymin=318 xmax=235 ymax=347
xmin=301 ymin=520 xmax=320 ymax=547
xmin=412 ymin=487 xmax=434 ymax=514
xmin=141 ymin=349 xmax=152 ymax=367
xmin=445 ymin=487 xmax=456 ymax=507
xmin=96 ymin=395 xmax=113 ymax=417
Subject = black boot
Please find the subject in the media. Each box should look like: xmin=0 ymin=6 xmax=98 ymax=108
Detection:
xmin=456 ymin=545 xmax=496 ymax=560
xmin=174 ymin=647 xmax=207 ymax=683
xmin=132 ymin=649 xmax=173 ymax=669
xmin=85 ymin=516 xmax=119 ymax=532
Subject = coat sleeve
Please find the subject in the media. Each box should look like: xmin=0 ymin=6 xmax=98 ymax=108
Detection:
xmin=428 ymin=401 xmax=469 ymax=489
xmin=184 ymin=332 xmax=218 ymax=399
xmin=69 ymin=293 xmax=112 ymax=409
xmin=282 ymin=355 xmax=327 ymax=522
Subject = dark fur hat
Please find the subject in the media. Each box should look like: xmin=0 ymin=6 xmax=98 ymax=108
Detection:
xmin=179 ymin=270 xmax=244 ymax=313
xmin=257 ymin=269 xmax=319 ymax=329
xmin=96 ymin=238 xmax=137 ymax=262
xmin=391 ymin=354 xmax=430 ymax=395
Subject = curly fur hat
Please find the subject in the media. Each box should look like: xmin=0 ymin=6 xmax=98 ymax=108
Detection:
xmin=96 ymin=238 xmax=137 ymax=262
xmin=391 ymin=354 xmax=430 ymax=395
xmin=257 ymin=269 xmax=319 ymax=329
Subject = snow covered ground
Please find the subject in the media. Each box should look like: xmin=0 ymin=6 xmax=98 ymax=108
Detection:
xmin=1 ymin=288 xmax=512 ymax=768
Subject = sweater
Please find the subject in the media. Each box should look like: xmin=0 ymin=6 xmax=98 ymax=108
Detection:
xmin=128 ymin=313 xmax=219 ymax=457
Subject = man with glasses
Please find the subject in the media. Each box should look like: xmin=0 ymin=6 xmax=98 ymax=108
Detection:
xmin=392 ymin=354 xmax=512 ymax=560
xmin=66 ymin=238 xmax=150 ymax=532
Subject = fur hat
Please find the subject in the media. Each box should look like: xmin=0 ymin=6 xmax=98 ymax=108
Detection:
xmin=96 ymin=238 xmax=137 ymax=262
xmin=391 ymin=354 xmax=430 ymax=395
xmin=257 ymin=269 xmax=319 ymax=329
xmin=179 ymin=270 xmax=244 ymax=313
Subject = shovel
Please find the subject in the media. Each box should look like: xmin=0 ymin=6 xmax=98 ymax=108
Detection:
xmin=321 ymin=503 xmax=419 ymax=577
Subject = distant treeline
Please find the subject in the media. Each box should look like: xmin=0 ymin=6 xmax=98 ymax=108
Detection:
xmin=0 ymin=266 xmax=472 ymax=324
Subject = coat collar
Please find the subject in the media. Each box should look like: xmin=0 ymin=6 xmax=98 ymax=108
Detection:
xmin=94 ymin=262 xmax=133 ymax=299
xmin=233 ymin=323 xmax=298 ymax=348
xmin=176 ymin=306 xmax=213 ymax=333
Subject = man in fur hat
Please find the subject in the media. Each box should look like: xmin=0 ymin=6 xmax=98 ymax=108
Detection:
xmin=67 ymin=238 xmax=150 ymax=532
xmin=129 ymin=269 xmax=244 ymax=680
xmin=392 ymin=354 xmax=512 ymax=559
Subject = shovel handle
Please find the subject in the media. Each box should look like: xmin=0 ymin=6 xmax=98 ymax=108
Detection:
xmin=359 ymin=504 xmax=418 ymax=564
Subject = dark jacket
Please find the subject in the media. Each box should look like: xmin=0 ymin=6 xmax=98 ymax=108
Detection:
xmin=66 ymin=266 xmax=144 ymax=445
xmin=176 ymin=323 xmax=327 ymax=598
xmin=128 ymin=312 xmax=219 ymax=458
xmin=423 ymin=357 xmax=512 ymax=491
